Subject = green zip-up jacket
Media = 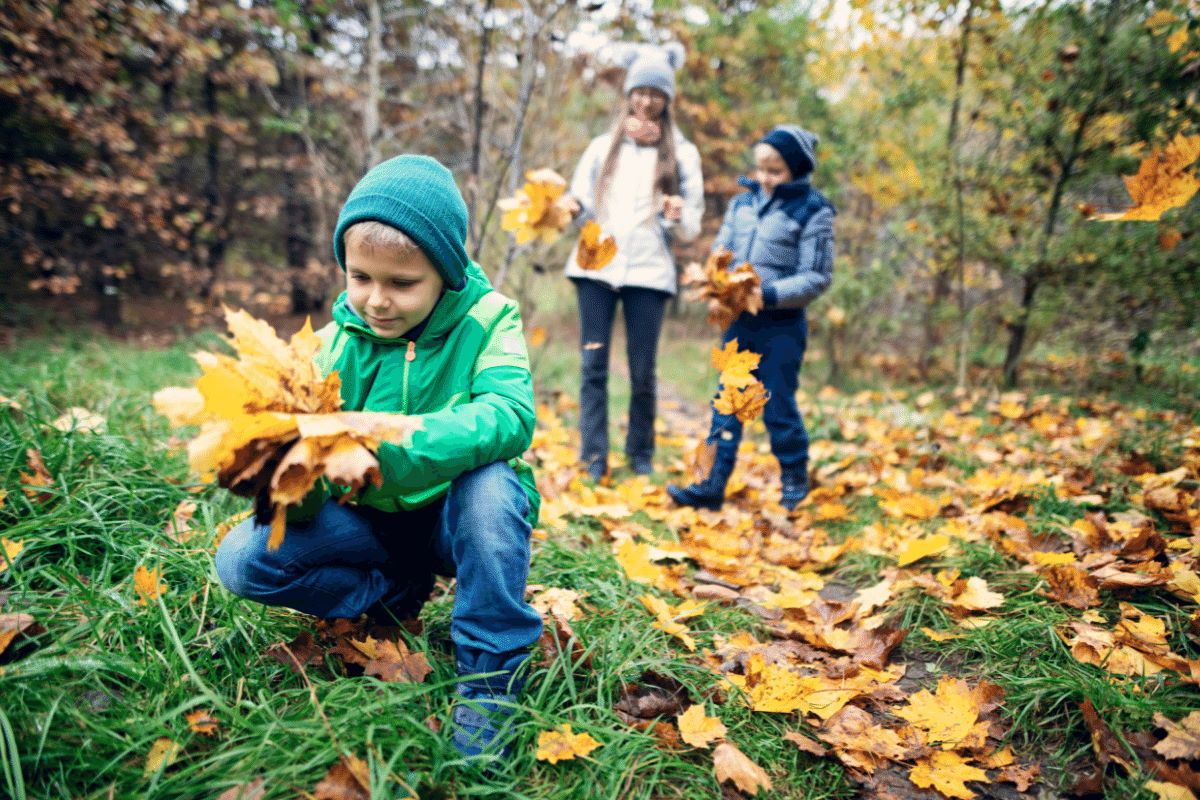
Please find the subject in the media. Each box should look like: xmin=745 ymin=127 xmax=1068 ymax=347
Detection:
xmin=304 ymin=261 xmax=539 ymax=523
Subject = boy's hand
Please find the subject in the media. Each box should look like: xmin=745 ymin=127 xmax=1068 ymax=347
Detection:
xmin=662 ymin=195 xmax=684 ymax=222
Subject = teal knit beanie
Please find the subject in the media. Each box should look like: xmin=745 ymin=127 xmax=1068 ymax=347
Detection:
xmin=333 ymin=155 xmax=469 ymax=291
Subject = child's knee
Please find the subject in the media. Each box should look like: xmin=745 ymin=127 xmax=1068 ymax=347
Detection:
xmin=450 ymin=462 xmax=531 ymax=554
xmin=213 ymin=519 xmax=279 ymax=600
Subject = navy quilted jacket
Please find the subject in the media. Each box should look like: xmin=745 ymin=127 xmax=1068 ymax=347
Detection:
xmin=713 ymin=176 xmax=836 ymax=311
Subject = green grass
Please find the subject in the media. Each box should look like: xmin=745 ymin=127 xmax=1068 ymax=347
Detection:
xmin=3 ymin=329 xmax=1198 ymax=799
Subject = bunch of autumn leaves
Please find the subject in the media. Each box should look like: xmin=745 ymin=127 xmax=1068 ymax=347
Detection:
xmin=152 ymin=309 xmax=420 ymax=550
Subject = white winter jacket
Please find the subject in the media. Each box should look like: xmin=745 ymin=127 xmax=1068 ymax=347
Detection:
xmin=563 ymin=130 xmax=704 ymax=295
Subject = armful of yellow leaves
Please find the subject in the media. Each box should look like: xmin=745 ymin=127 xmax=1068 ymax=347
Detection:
xmin=1091 ymin=133 xmax=1200 ymax=222
xmin=152 ymin=308 xmax=421 ymax=550
xmin=682 ymin=249 xmax=763 ymax=330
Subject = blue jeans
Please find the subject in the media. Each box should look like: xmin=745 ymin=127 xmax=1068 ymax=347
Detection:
xmin=571 ymin=277 xmax=671 ymax=470
xmin=708 ymin=310 xmax=810 ymax=469
xmin=214 ymin=461 xmax=542 ymax=677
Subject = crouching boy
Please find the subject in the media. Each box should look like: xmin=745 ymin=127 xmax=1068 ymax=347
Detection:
xmin=215 ymin=155 xmax=543 ymax=759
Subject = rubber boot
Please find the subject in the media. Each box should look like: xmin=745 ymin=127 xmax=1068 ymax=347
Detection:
xmin=780 ymin=462 xmax=810 ymax=511
xmin=667 ymin=435 xmax=738 ymax=510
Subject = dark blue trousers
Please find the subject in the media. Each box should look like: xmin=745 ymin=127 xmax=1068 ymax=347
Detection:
xmin=571 ymin=277 xmax=671 ymax=471
xmin=707 ymin=310 xmax=810 ymax=469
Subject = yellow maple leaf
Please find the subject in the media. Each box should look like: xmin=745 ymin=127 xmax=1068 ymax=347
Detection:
xmin=897 ymin=533 xmax=951 ymax=566
xmin=712 ymin=742 xmax=772 ymax=795
xmin=895 ymin=676 xmax=984 ymax=749
xmin=499 ymin=168 xmax=573 ymax=244
xmin=909 ymin=751 xmax=988 ymax=799
xmin=143 ymin=737 xmax=182 ymax=777
xmin=134 ymin=565 xmax=167 ymax=605
xmin=710 ymin=340 xmax=760 ymax=387
xmin=531 ymin=587 xmax=585 ymax=622
xmin=639 ymin=594 xmax=706 ymax=650
xmin=1094 ymin=134 xmax=1200 ymax=222
xmin=615 ymin=540 xmax=673 ymax=587
xmin=535 ymin=724 xmax=601 ymax=763
xmin=677 ymin=704 xmax=727 ymax=748
xmin=949 ymin=577 xmax=1005 ymax=612
xmin=576 ymin=221 xmax=618 ymax=270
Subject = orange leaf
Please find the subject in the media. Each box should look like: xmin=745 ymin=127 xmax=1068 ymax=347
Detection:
xmin=1094 ymin=134 xmax=1200 ymax=222
xmin=714 ymin=381 xmax=769 ymax=424
xmin=576 ymin=221 xmax=617 ymax=270
xmin=684 ymin=250 xmax=763 ymax=329
xmin=710 ymin=339 xmax=760 ymax=388
xmin=134 ymin=565 xmax=167 ymax=605
xmin=185 ymin=709 xmax=219 ymax=736
xmin=909 ymin=751 xmax=988 ymax=799
xmin=313 ymin=755 xmax=370 ymax=800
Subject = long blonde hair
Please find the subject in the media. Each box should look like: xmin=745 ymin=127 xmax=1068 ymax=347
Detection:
xmin=593 ymin=101 xmax=678 ymax=218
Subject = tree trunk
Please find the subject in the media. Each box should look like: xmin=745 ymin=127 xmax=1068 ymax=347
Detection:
xmin=466 ymin=0 xmax=495 ymax=251
xmin=363 ymin=0 xmax=383 ymax=172
xmin=200 ymin=71 xmax=226 ymax=299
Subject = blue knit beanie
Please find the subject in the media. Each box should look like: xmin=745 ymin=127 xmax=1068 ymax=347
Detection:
xmin=621 ymin=43 xmax=686 ymax=101
xmin=760 ymin=125 xmax=819 ymax=178
xmin=333 ymin=155 xmax=469 ymax=291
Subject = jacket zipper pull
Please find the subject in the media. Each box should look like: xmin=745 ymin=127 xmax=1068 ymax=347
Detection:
xmin=406 ymin=340 xmax=416 ymax=362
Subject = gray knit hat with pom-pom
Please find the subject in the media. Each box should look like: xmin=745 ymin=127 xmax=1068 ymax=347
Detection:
xmin=620 ymin=42 xmax=686 ymax=101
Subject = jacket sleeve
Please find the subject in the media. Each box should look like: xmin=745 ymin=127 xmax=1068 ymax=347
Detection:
xmin=567 ymin=135 xmax=609 ymax=227
xmin=763 ymin=206 xmax=835 ymax=309
xmin=660 ymin=139 xmax=704 ymax=243
xmin=373 ymin=301 xmax=536 ymax=491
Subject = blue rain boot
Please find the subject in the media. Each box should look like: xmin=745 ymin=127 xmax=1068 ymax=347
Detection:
xmin=666 ymin=436 xmax=738 ymax=511
xmin=780 ymin=462 xmax=810 ymax=511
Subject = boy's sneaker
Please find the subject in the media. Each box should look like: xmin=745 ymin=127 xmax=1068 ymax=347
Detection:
xmin=666 ymin=482 xmax=724 ymax=510
xmin=452 ymin=682 xmax=520 ymax=759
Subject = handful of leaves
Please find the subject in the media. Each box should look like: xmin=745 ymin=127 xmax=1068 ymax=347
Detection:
xmin=682 ymin=249 xmax=763 ymax=330
xmin=498 ymin=168 xmax=576 ymax=244
xmin=152 ymin=309 xmax=420 ymax=550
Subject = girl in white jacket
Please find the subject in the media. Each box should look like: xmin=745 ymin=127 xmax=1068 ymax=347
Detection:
xmin=563 ymin=43 xmax=704 ymax=480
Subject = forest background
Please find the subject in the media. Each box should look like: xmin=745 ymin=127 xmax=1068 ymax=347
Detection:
xmin=2 ymin=0 xmax=1198 ymax=395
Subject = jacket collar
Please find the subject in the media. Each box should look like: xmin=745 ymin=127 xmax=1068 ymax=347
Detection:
xmin=737 ymin=174 xmax=812 ymax=201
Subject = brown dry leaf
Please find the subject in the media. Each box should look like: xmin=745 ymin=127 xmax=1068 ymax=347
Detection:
xmin=20 ymin=448 xmax=54 ymax=502
xmin=185 ymin=709 xmax=219 ymax=736
xmin=313 ymin=755 xmax=370 ymax=800
xmin=143 ymin=737 xmax=182 ymax=777
xmin=713 ymin=741 xmax=772 ymax=795
xmin=817 ymin=706 xmax=919 ymax=773
xmin=498 ymin=168 xmax=573 ymax=244
xmin=684 ymin=438 xmax=717 ymax=483
xmin=783 ymin=730 xmax=827 ymax=757
xmin=1041 ymin=564 xmax=1102 ymax=609
xmin=1094 ymin=134 xmax=1200 ymax=222
xmin=266 ymin=630 xmax=324 ymax=673
xmin=535 ymin=724 xmax=602 ymax=763
xmin=684 ymin=250 xmax=763 ymax=329
xmin=134 ymin=565 xmax=167 ymax=605
xmin=677 ymin=704 xmax=727 ymax=748
xmin=576 ymin=221 xmax=618 ymax=270
xmin=349 ymin=636 xmax=432 ymax=683
xmin=909 ymin=750 xmax=989 ymax=800
xmin=165 ymin=500 xmax=198 ymax=543
xmin=215 ymin=779 xmax=266 ymax=800
xmin=0 ymin=613 xmax=39 ymax=657
xmin=1081 ymin=698 xmax=1135 ymax=771
xmin=1155 ymin=711 xmax=1200 ymax=760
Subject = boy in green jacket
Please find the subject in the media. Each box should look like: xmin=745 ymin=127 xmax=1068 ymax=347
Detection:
xmin=214 ymin=155 xmax=543 ymax=760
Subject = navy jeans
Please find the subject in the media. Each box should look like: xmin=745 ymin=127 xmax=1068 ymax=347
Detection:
xmin=707 ymin=310 xmax=810 ymax=469
xmin=571 ymin=277 xmax=671 ymax=471
xmin=214 ymin=461 xmax=542 ymax=677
